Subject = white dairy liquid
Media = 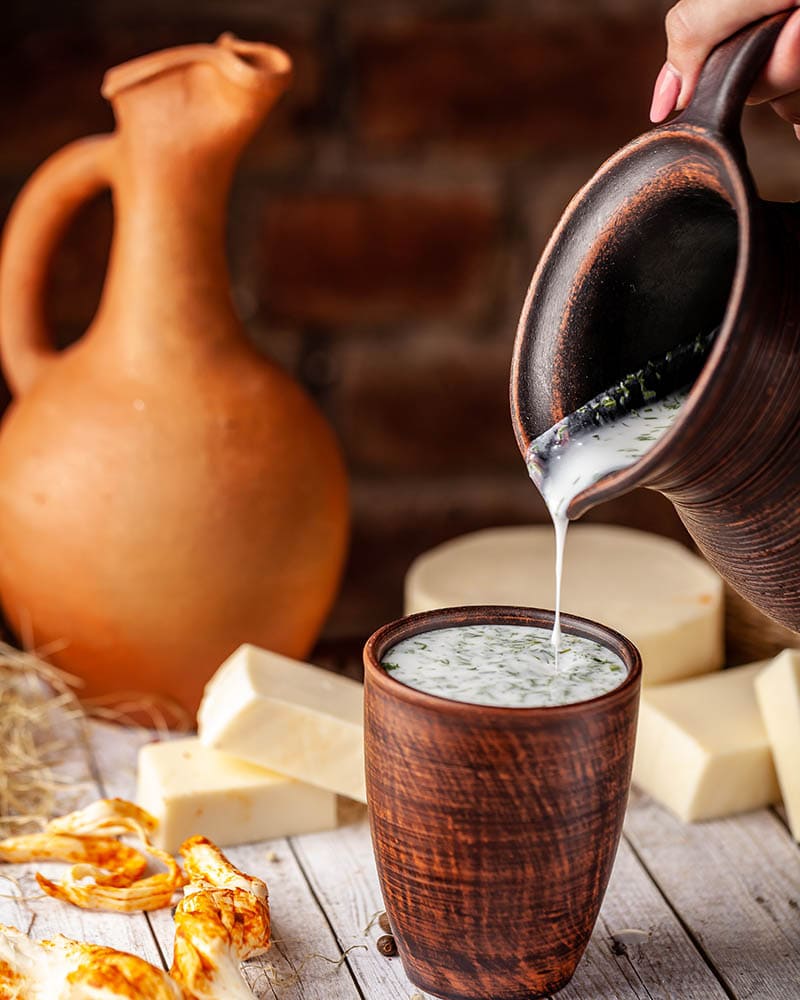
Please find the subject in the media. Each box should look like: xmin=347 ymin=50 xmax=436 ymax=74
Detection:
xmin=551 ymin=512 xmax=568 ymax=653
xmin=382 ymin=623 xmax=627 ymax=707
xmin=527 ymin=389 xmax=687 ymax=657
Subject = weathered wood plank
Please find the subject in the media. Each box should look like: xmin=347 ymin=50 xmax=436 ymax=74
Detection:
xmin=587 ymin=842 xmax=729 ymax=1000
xmin=625 ymin=790 xmax=800 ymax=1000
xmin=87 ymin=719 xmax=149 ymax=801
xmin=292 ymin=813 xmax=727 ymax=1000
xmin=0 ymin=720 xmax=163 ymax=966
xmin=291 ymin=817 xmax=414 ymax=1000
xmin=90 ymin=722 xmax=362 ymax=999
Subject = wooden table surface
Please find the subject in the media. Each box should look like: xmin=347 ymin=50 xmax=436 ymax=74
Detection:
xmin=1 ymin=719 xmax=798 ymax=1000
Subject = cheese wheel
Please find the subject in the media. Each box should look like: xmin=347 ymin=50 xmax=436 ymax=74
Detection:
xmin=405 ymin=525 xmax=724 ymax=685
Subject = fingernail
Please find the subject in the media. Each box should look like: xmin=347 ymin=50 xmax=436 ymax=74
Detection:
xmin=649 ymin=62 xmax=681 ymax=123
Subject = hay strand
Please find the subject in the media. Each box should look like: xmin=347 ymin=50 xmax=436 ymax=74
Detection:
xmin=0 ymin=642 xmax=88 ymax=838
xmin=0 ymin=639 xmax=195 ymax=838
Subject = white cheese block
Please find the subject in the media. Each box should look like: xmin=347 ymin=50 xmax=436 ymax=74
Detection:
xmin=755 ymin=649 xmax=800 ymax=841
xmin=405 ymin=525 xmax=724 ymax=685
xmin=633 ymin=661 xmax=781 ymax=821
xmin=137 ymin=738 xmax=337 ymax=853
xmin=198 ymin=643 xmax=366 ymax=802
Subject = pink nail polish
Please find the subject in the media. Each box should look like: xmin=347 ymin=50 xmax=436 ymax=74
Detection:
xmin=649 ymin=62 xmax=681 ymax=123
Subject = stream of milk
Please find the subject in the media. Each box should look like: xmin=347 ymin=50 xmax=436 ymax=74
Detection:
xmin=526 ymin=388 xmax=687 ymax=657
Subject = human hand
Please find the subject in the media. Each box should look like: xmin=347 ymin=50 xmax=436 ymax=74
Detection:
xmin=650 ymin=1 xmax=800 ymax=137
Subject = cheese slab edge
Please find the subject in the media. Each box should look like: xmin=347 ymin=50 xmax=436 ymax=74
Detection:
xmin=137 ymin=738 xmax=338 ymax=853
xmin=198 ymin=643 xmax=366 ymax=802
xmin=405 ymin=525 xmax=724 ymax=686
xmin=633 ymin=661 xmax=781 ymax=821
xmin=755 ymin=648 xmax=800 ymax=841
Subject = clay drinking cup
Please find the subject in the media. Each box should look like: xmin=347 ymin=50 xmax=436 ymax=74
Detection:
xmin=364 ymin=605 xmax=641 ymax=1000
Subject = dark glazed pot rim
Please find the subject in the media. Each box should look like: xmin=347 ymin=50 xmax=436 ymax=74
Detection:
xmin=363 ymin=605 xmax=642 ymax=719
xmin=568 ymin=127 xmax=751 ymax=515
xmin=510 ymin=125 xmax=753 ymax=518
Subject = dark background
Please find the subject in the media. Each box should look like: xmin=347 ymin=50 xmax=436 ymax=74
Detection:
xmin=2 ymin=0 xmax=799 ymax=643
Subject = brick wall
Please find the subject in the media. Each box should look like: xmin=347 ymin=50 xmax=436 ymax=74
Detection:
xmin=2 ymin=0 xmax=799 ymax=640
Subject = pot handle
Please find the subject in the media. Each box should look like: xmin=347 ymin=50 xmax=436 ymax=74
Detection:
xmin=678 ymin=10 xmax=793 ymax=135
xmin=0 ymin=135 xmax=115 ymax=397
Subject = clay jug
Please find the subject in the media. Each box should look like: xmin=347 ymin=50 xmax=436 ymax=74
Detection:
xmin=0 ymin=36 xmax=349 ymax=717
xmin=511 ymin=12 xmax=800 ymax=635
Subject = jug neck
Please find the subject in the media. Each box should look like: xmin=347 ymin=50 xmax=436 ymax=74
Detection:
xmin=87 ymin=36 xmax=291 ymax=363
xmin=92 ymin=139 xmax=243 ymax=359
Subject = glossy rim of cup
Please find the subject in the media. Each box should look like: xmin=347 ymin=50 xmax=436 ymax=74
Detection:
xmin=363 ymin=605 xmax=642 ymax=719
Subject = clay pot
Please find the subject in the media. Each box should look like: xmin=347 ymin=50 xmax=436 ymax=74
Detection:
xmin=364 ymin=605 xmax=641 ymax=1000
xmin=511 ymin=13 xmax=800 ymax=633
xmin=0 ymin=37 xmax=349 ymax=716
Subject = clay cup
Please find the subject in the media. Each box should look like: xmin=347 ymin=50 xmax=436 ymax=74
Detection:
xmin=364 ymin=605 xmax=641 ymax=1000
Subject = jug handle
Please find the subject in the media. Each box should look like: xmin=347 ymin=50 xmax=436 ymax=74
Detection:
xmin=677 ymin=9 xmax=793 ymax=136
xmin=0 ymin=135 xmax=115 ymax=397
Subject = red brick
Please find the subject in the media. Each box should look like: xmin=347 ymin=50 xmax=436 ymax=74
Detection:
xmin=46 ymin=195 xmax=113 ymax=346
xmin=332 ymin=337 xmax=520 ymax=474
xmin=0 ymin=177 xmax=111 ymax=354
xmin=259 ymin=189 xmax=498 ymax=326
xmin=353 ymin=17 xmax=664 ymax=153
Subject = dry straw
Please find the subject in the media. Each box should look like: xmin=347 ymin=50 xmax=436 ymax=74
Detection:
xmin=0 ymin=640 xmax=90 ymax=838
xmin=0 ymin=641 xmax=193 ymax=838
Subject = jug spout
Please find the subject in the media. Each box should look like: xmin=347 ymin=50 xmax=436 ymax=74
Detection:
xmin=101 ymin=34 xmax=292 ymax=155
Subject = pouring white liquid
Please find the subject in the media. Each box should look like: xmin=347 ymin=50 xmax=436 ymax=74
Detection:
xmin=527 ymin=389 xmax=687 ymax=656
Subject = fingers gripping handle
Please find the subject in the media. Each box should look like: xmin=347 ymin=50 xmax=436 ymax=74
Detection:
xmin=679 ymin=10 xmax=792 ymax=135
xmin=0 ymin=135 xmax=114 ymax=397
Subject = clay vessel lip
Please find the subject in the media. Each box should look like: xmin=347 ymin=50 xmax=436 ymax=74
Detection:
xmin=364 ymin=604 xmax=642 ymax=718
xmin=101 ymin=34 xmax=292 ymax=101
xmin=521 ymin=123 xmax=751 ymax=521
xmin=510 ymin=122 xmax=752 ymax=519
xmin=567 ymin=128 xmax=750 ymax=519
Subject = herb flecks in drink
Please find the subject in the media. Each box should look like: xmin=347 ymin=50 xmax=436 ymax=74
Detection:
xmin=528 ymin=388 xmax=689 ymax=520
xmin=525 ymin=328 xmax=717 ymax=657
xmin=381 ymin=624 xmax=626 ymax=708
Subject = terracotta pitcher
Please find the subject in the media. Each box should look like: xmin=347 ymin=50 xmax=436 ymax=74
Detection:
xmin=0 ymin=36 xmax=349 ymax=716
xmin=511 ymin=13 xmax=800 ymax=634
